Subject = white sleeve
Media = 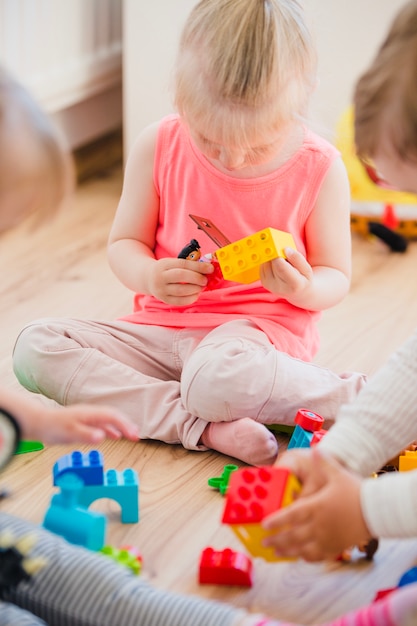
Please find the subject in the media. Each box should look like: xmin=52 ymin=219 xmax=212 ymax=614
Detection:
xmin=318 ymin=329 xmax=417 ymax=477
xmin=361 ymin=471 xmax=417 ymax=537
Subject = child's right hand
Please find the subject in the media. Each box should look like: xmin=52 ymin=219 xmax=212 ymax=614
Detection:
xmin=148 ymin=258 xmax=214 ymax=306
xmin=261 ymin=447 xmax=372 ymax=562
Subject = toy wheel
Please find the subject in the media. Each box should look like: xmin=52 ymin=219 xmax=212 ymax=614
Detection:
xmin=294 ymin=409 xmax=324 ymax=432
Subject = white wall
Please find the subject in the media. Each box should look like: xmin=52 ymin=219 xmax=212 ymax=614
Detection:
xmin=0 ymin=0 xmax=123 ymax=149
xmin=123 ymin=0 xmax=409 ymax=156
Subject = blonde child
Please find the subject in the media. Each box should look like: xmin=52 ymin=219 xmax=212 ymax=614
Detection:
xmin=0 ymin=55 xmax=415 ymax=626
xmin=261 ymin=0 xmax=417 ymax=578
xmin=12 ymin=0 xmax=365 ymax=468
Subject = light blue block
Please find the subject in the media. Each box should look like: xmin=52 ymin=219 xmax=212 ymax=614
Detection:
xmin=43 ymin=473 xmax=106 ymax=550
xmin=287 ymin=425 xmax=313 ymax=450
xmin=77 ymin=468 xmax=139 ymax=523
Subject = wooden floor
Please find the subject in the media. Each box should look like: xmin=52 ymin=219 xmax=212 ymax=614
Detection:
xmin=2 ymin=166 xmax=417 ymax=624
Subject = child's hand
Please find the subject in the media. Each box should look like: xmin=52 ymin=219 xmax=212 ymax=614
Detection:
xmin=261 ymin=448 xmax=371 ymax=562
xmin=27 ymin=404 xmax=140 ymax=445
xmin=259 ymin=248 xmax=313 ymax=298
xmin=148 ymin=258 xmax=214 ymax=305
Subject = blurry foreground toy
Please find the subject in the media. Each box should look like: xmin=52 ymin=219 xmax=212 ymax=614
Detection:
xmin=43 ymin=450 xmax=139 ymax=551
xmin=222 ymin=466 xmax=301 ymax=562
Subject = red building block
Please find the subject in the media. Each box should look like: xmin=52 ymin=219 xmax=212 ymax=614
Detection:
xmin=222 ymin=466 xmax=297 ymax=524
xmin=198 ymin=547 xmax=253 ymax=587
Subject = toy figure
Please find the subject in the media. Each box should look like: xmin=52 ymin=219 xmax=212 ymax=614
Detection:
xmin=177 ymin=239 xmax=202 ymax=261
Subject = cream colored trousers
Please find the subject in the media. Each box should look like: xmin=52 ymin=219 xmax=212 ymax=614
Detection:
xmin=13 ymin=318 xmax=365 ymax=450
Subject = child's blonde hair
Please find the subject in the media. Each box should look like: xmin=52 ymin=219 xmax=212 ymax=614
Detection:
xmin=174 ymin=0 xmax=316 ymax=147
xmin=0 ymin=68 xmax=74 ymax=226
xmin=354 ymin=0 xmax=417 ymax=163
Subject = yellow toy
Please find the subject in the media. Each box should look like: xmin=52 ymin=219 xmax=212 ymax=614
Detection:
xmin=399 ymin=450 xmax=417 ymax=472
xmin=215 ymin=228 xmax=296 ymax=284
xmin=222 ymin=466 xmax=301 ymax=562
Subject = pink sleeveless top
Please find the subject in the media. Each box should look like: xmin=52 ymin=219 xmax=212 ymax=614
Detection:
xmin=120 ymin=115 xmax=339 ymax=361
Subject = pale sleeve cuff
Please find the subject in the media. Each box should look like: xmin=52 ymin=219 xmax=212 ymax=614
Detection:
xmin=360 ymin=471 xmax=417 ymax=538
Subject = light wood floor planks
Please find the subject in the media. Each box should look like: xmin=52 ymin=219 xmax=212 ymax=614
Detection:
xmin=2 ymin=166 xmax=417 ymax=624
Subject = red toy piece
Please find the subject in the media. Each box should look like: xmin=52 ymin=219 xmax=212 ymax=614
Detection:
xmin=311 ymin=429 xmax=328 ymax=446
xmin=294 ymin=409 xmax=324 ymax=432
xmin=198 ymin=547 xmax=253 ymax=587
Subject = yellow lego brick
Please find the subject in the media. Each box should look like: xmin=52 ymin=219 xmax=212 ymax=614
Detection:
xmin=215 ymin=228 xmax=296 ymax=284
xmin=399 ymin=450 xmax=417 ymax=472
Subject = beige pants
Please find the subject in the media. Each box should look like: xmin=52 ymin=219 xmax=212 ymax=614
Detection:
xmin=13 ymin=318 xmax=365 ymax=449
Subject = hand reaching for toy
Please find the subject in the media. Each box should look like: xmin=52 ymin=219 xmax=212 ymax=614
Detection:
xmin=0 ymin=386 xmax=139 ymax=445
xmin=261 ymin=447 xmax=372 ymax=562
xmin=147 ymin=257 xmax=214 ymax=306
xmin=29 ymin=404 xmax=140 ymax=445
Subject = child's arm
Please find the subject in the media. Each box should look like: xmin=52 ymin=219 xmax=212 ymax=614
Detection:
xmin=260 ymin=157 xmax=351 ymax=311
xmin=0 ymin=386 xmax=139 ymax=444
xmin=107 ymin=122 xmax=213 ymax=307
xmin=318 ymin=328 xmax=417 ymax=478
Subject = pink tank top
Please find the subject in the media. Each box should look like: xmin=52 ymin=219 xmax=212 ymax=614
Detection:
xmin=120 ymin=115 xmax=339 ymax=361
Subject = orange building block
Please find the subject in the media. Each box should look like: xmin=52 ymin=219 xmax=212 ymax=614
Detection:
xmin=222 ymin=466 xmax=301 ymax=562
xmin=215 ymin=228 xmax=296 ymax=284
xmin=399 ymin=450 xmax=417 ymax=472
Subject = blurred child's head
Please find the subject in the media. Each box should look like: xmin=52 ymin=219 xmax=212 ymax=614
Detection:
xmin=0 ymin=68 xmax=73 ymax=233
xmin=354 ymin=0 xmax=417 ymax=193
xmin=174 ymin=0 xmax=316 ymax=169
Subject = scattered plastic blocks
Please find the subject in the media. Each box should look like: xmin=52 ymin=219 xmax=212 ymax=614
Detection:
xmin=208 ymin=464 xmax=239 ymax=495
xmin=222 ymin=466 xmax=301 ymax=562
xmin=215 ymin=228 xmax=296 ymax=284
xmin=43 ymin=473 xmax=106 ymax=551
xmin=287 ymin=409 xmax=325 ymax=450
xmin=53 ymin=450 xmax=139 ymax=523
xmin=199 ymin=547 xmax=253 ymax=587
xmin=399 ymin=450 xmax=417 ymax=472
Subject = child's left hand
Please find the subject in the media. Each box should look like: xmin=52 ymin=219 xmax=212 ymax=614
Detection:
xmin=259 ymin=247 xmax=313 ymax=299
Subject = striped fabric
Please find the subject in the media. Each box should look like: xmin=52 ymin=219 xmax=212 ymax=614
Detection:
xmin=0 ymin=512 xmax=244 ymax=626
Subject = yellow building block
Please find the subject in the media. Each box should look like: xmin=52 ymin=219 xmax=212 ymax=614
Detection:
xmin=215 ymin=228 xmax=296 ymax=284
xmin=399 ymin=450 xmax=417 ymax=472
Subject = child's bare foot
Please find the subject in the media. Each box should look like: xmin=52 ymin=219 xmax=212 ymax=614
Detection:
xmin=201 ymin=418 xmax=278 ymax=465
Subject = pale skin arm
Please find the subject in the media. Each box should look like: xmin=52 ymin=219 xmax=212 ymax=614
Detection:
xmin=107 ymin=122 xmax=213 ymax=307
xmin=261 ymin=448 xmax=372 ymax=562
xmin=260 ymin=157 xmax=352 ymax=311
xmin=0 ymin=386 xmax=139 ymax=445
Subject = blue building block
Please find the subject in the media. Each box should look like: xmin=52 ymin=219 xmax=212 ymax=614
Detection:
xmin=53 ymin=450 xmax=104 ymax=486
xmin=398 ymin=566 xmax=417 ymax=587
xmin=43 ymin=473 xmax=106 ymax=551
xmin=287 ymin=424 xmax=314 ymax=449
xmin=77 ymin=468 xmax=139 ymax=523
